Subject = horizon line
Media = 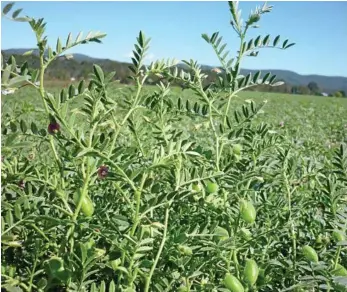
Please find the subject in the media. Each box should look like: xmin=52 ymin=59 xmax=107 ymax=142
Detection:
xmin=2 ymin=47 xmax=347 ymax=79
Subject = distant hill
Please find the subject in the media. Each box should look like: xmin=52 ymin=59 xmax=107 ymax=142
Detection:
xmin=2 ymin=48 xmax=347 ymax=94
xmin=192 ymin=65 xmax=347 ymax=95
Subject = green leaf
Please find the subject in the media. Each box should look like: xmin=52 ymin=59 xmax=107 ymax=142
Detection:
xmin=20 ymin=120 xmax=27 ymax=134
xmin=30 ymin=122 xmax=38 ymax=134
xmin=5 ymin=210 xmax=13 ymax=227
xmin=138 ymin=31 xmax=145 ymax=47
xmin=285 ymin=43 xmax=295 ymax=49
xmin=245 ymin=73 xmax=252 ymax=86
xmin=99 ymin=281 xmax=106 ymax=292
xmin=90 ymin=283 xmax=97 ymax=292
xmin=14 ymin=204 xmax=22 ymax=220
xmin=211 ymin=32 xmax=219 ymax=43
xmin=262 ymin=72 xmax=271 ymax=83
xmin=12 ymin=8 xmax=22 ymax=18
xmin=226 ymin=58 xmax=234 ymax=68
xmin=201 ymin=33 xmax=210 ymax=44
xmin=66 ymin=32 xmax=73 ymax=47
xmin=255 ymin=35 xmax=262 ymax=47
xmin=8 ymin=75 xmax=29 ymax=87
xmin=253 ymin=71 xmax=261 ymax=83
xmin=216 ymin=36 xmax=223 ymax=47
xmin=247 ymin=39 xmax=254 ymax=51
xmin=262 ymin=34 xmax=270 ymax=46
xmin=90 ymin=37 xmax=102 ymax=44
xmin=75 ymin=31 xmax=83 ymax=43
xmin=56 ymin=38 xmax=62 ymax=53
xmin=93 ymin=64 xmax=104 ymax=83
xmin=282 ymin=39 xmax=289 ymax=49
xmin=10 ymin=141 xmax=33 ymax=149
xmin=214 ymin=226 xmax=229 ymax=238
xmin=109 ymin=281 xmax=116 ymax=292
xmin=139 ymin=238 xmax=154 ymax=245
xmin=68 ymin=84 xmax=76 ymax=98
xmin=272 ymin=81 xmax=284 ymax=86
xmin=269 ymin=75 xmax=277 ymax=84
xmin=10 ymin=121 xmax=17 ymax=132
xmin=273 ymin=35 xmax=280 ymax=46
xmin=114 ymin=266 xmax=129 ymax=275
xmin=4 ymin=133 xmax=17 ymax=146
xmin=2 ymin=65 xmax=12 ymax=84
xmin=137 ymin=246 xmax=153 ymax=253
xmin=13 ymin=17 xmax=31 ymax=22
xmin=78 ymin=80 xmax=85 ymax=94
xmin=2 ymin=285 xmax=23 ymax=292
xmin=2 ymin=2 xmax=14 ymax=15
xmin=23 ymin=50 xmax=33 ymax=56
xmin=218 ymin=43 xmax=227 ymax=55
xmin=39 ymin=129 xmax=47 ymax=137
xmin=79 ymin=242 xmax=87 ymax=263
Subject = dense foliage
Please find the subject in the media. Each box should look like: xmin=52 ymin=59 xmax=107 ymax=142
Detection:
xmin=1 ymin=2 xmax=347 ymax=292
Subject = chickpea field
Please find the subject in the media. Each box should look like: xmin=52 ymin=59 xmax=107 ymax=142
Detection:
xmin=1 ymin=2 xmax=347 ymax=292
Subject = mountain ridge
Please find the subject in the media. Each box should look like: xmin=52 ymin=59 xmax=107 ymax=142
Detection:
xmin=2 ymin=48 xmax=347 ymax=94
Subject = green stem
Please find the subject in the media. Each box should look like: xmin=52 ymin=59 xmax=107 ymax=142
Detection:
xmin=144 ymin=207 xmax=170 ymax=292
xmin=283 ymin=172 xmax=297 ymax=281
xmin=37 ymin=46 xmax=71 ymax=218
xmin=179 ymin=172 xmax=224 ymax=188
xmin=233 ymin=249 xmax=240 ymax=279
xmin=108 ymin=79 xmax=143 ymax=158
xmin=118 ymin=172 xmax=147 ymax=288
xmin=130 ymin=173 xmax=148 ymax=236
xmin=222 ymin=30 xmax=245 ymax=127
xmin=72 ymin=170 xmax=91 ymax=221
xmin=29 ymin=224 xmax=50 ymax=241
xmin=66 ymin=164 xmax=91 ymax=285
xmin=208 ymin=100 xmax=220 ymax=171
xmin=223 ymin=90 xmax=234 ymax=127
xmin=28 ymin=254 xmax=38 ymax=292
xmin=2 ymin=216 xmax=33 ymax=235
xmin=333 ymin=246 xmax=342 ymax=269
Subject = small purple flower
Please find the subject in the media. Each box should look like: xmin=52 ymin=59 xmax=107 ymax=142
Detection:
xmin=48 ymin=122 xmax=60 ymax=135
xmin=279 ymin=121 xmax=284 ymax=127
xmin=18 ymin=180 xmax=25 ymax=189
xmin=98 ymin=165 xmax=109 ymax=179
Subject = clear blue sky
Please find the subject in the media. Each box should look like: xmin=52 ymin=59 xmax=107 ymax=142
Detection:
xmin=1 ymin=1 xmax=347 ymax=77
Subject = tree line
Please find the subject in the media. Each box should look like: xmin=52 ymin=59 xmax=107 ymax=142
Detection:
xmin=2 ymin=52 xmax=346 ymax=97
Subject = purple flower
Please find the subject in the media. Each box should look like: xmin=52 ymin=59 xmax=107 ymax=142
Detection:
xmin=98 ymin=165 xmax=109 ymax=179
xmin=48 ymin=122 xmax=60 ymax=135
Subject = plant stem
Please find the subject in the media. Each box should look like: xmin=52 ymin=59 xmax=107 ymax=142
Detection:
xmin=144 ymin=207 xmax=170 ymax=292
xmin=130 ymin=173 xmax=148 ymax=236
xmin=66 ymin=164 xmax=91 ymax=285
xmin=108 ymin=79 xmax=143 ymax=158
xmin=333 ymin=246 xmax=342 ymax=269
xmin=72 ymin=170 xmax=91 ymax=221
xmin=283 ymin=171 xmax=297 ymax=281
xmin=28 ymin=253 xmax=38 ymax=292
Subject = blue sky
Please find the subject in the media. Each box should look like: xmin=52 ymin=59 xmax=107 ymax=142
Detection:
xmin=1 ymin=1 xmax=347 ymax=77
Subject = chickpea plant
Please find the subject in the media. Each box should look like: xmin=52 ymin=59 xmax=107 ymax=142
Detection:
xmin=2 ymin=1 xmax=347 ymax=292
